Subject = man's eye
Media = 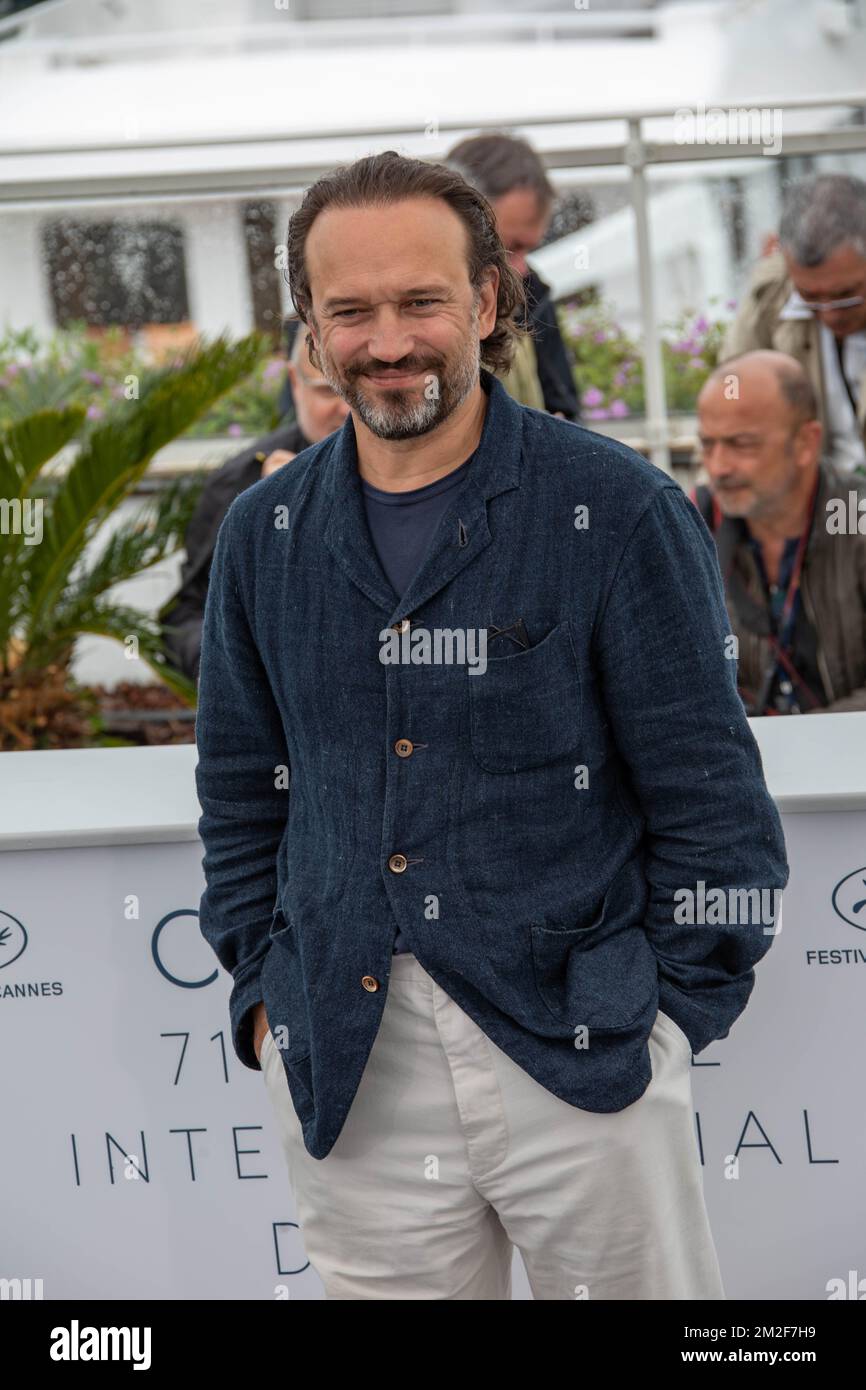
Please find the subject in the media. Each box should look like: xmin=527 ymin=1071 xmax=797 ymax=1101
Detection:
xmin=411 ymin=299 xmax=438 ymax=308
xmin=334 ymin=309 xmax=360 ymax=319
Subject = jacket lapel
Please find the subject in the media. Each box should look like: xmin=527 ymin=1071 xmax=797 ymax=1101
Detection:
xmin=322 ymin=369 xmax=523 ymax=625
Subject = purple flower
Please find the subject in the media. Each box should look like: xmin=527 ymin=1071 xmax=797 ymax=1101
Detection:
xmin=227 ymin=423 xmax=243 ymax=437
xmin=593 ymin=330 xmax=607 ymax=344
xmin=609 ymin=399 xmax=630 ymax=418
xmin=688 ymin=356 xmax=706 ymax=370
xmin=82 ymin=370 xmax=103 ymax=386
xmin=582 ymin=385 xmax=604 ymax=407
xmin=263 ymin=358 xmax=285 ymax=380
xmin=693 ymin=316 xmax=709 ymax=335
xmin=6 ymin=362 xmax=20 ymax=378
xmin=585 ymin=407 xmax=611 ymax=420
xmin=86 ymin=404 xmax=103 ymax=420
xmin=726 ymin=299 xmax=737 ymax=311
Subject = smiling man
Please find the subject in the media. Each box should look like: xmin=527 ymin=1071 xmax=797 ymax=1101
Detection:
xmin=194 ymin=150 xmax=788 ymax=1301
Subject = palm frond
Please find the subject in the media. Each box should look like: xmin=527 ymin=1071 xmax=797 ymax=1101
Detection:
xmin=27 ymin=473 xmax=206 ymax=658
xmin=0 ymin=404 xmax=85 ymax=495
xmin=25 ymin=602 xmax=198 ymax=705
xmin=24 ymin=333 xmax=264 ymax=638
xmin=0 ymin=406 xmax=87 ymax=656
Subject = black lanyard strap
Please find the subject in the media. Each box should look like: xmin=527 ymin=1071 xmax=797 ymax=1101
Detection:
xmin=833 ymin=333 xmax=860 ymax=416
xmin=746 ymin=470 xmax=822 ymax=714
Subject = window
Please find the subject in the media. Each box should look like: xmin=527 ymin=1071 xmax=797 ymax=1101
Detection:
xmin=42 ymin=219 xmax=190 ymax=328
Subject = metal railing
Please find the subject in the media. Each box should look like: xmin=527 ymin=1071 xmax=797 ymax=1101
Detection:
xmin=3 ymin=91 xmax=866 ymax=468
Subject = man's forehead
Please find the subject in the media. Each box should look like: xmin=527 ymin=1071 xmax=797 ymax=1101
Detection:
xmin=787 ymin=241 xmax=865 ymax=281
xmin=307 ymin=202 xmax=470 ymax=281
xmin=700 ymin=376 xmax=777 ymax=419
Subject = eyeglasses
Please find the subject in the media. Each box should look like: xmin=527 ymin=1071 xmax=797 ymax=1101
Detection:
xmin=790 ymin=290 xmax=866 ymax=313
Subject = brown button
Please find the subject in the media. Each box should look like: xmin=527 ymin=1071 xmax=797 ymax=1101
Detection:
xmin=391 ymin=618 xmax=410 ymax=633
xmin=361 ymin=975 xmax=379 ymax=992
xmin=388 ymin=853 xmax=408 ymax=873
xmin=394 ymin=738 xmax=414 ymax=758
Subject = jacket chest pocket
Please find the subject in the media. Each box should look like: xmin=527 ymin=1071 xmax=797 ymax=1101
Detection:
xmin=467 ymin=620 xmax=581 ymax=772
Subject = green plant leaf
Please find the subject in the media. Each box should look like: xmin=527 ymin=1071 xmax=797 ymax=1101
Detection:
xmin=23 ymin=334 xmax=264 ymax=647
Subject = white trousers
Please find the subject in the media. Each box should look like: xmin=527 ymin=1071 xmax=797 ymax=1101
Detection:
xmin=261 ymin=951 xmax=726 ymax=1301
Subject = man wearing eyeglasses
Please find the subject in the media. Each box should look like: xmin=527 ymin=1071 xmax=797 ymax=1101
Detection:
xmin=693 ymin=350 xmax=866 ymax=716
xmin=723 ymin=173 xmax=866 ymax=476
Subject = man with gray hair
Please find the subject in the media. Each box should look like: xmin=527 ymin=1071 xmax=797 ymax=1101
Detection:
xmin=724 ymin=173 xmax=866 ymax=475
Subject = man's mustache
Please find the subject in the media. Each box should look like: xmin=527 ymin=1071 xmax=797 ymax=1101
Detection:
xmin=348 ymin=361 xmax=440 ymax=377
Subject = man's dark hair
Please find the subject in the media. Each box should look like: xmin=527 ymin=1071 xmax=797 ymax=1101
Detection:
xmin=446 ymin=131 xmax=555 ymax=209
xmin=285 ymin=149 xmax=528 ymax=376
xmin=779 ymin=172 xmax=866 ymax=267
xmin=283 ymin=315 xmax=301 ymax=360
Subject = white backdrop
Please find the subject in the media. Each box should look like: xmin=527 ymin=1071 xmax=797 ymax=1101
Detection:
xmin=2 ymin=813 xmax=865 ymax=1300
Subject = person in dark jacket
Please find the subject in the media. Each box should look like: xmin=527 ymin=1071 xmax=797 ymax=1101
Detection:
xmin=160 ymin=327 xmax=349 ymax=679
xmin=194 ymin=150 xmax=788 ymax=1300
xmin=446 ymin=131 xmax=581 ymax=420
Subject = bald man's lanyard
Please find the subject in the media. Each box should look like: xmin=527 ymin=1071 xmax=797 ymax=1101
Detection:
xmin=745 ymin=470 xmax=822 ymax=715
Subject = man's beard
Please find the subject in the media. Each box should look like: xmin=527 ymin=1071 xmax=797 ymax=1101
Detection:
xmin=316 ymin=328 xmax=481 ymax=440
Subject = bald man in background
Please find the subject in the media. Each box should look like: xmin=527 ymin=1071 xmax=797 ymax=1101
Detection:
xmin=692 ymin=349 xmax=866 ymax=714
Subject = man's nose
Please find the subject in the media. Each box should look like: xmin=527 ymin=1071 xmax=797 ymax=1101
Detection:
xmin=367 ymin=311 xmax=416 ymax=362
xmin=703 ymin=444 xmax=736 ymax=482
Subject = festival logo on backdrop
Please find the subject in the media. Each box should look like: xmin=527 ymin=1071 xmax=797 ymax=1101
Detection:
xmin=831 ymin=868 xmax=866 ymax=932
xmin=0 ymin=910 xmax=27 ymax=969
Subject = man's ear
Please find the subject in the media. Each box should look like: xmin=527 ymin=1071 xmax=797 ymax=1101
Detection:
xmin=798 ymin=417 xmax=823 ymax=466
xmin=478 ymin=266 xmax=500 ymax=341
xmin=306 ymin=324 xmax=323 ymax=370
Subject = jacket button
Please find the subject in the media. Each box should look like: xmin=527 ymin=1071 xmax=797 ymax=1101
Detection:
xmin=392 ymin=618 xmax=410 ymax=633
xmin=394 ymin=738 xmax=414 ymax=758
xmin=388 ymin=853 xmax=408 ymax=872
xmin=361 ymin=975 xmax=379 ymax=991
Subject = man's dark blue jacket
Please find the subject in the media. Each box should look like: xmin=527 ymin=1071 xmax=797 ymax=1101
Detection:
xmin=194 ymin=367 xmax=789 ymax=1160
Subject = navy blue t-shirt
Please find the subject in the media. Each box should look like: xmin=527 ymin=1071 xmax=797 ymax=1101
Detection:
xmin=360 ymin=451 xmax=475 ymax=953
